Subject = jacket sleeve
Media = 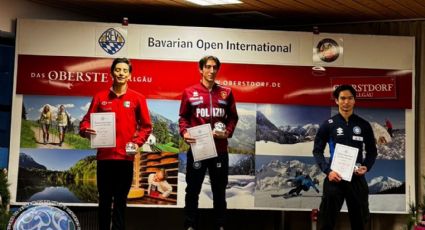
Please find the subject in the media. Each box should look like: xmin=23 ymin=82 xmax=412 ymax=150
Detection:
xmin=178 ymin=89 xmax=191 ymax=137
xmin=160 ymin=181 xmax=173 ymax=198
xmin=132 ymin=95 xmax=152 ymax=146
xmin=312 ymin=121 xmax=331 ymax=175
xmin=79 ymin=96 xmax=99 ymax=137
xmin=363 ymin=122 xmax=378 ymax=171
xmin=224 ymin=90 xmax=238 ymax=138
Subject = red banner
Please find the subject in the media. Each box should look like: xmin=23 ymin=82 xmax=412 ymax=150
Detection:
xmin=17 ymin=55 xmax=412 ymax=108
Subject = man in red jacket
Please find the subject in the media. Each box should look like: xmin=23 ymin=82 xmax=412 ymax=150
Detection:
xmin=179 ymin=56 xmax=239 ymax=230
xmin=80 ymin=58 xmax=152 ymax=230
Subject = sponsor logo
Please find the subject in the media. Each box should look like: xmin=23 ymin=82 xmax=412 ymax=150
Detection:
xmin=98 ymin=28 xmax=125 ymax=55
xmin=316 ymin=38 xmax=340 ymax=63
xmin=328 ymin=119 xmax=334 ymax=124
xmin=8 ymin=200 xmax=80 ymax=230
xmin=352 ymin=135 xmax=364 ymax=141
xmin=101 ymin=101 xmax=108 ymax=105
xmin=331 ymin=77 xmax=397 ymax=99
xmin=353 ymin=126 xmax=361 ymax=134
xmin=336 ymin=127 xmax=344 ymax=136
xmin=124 ymin=101 xmax=130 ymax=108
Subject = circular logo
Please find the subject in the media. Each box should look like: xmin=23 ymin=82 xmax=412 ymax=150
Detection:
xmin=353 ymin=126 xmax=362 ymax=135
xmin=193 ymin=161 xmax=202 ymax=169
xmin=214 ymin=122 xmax=226 ymax=132
xmin=8 ymin=200 xmax=80 ymax=230
xmin=316 ymin=38 xmax=340 ymax=63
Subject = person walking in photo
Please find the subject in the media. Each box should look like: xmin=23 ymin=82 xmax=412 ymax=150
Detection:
xmin=80 ymin=58 xmax=152 ymax=230
xmin=312 ymin=84 xmax=377 ymax=230
xmin=179 ymin=55 xmax=239 ymax=230
xmin=39 ymin=104 xmax=52 ymax=145
xmin=56 ymin=104 xmax=69 ymax=147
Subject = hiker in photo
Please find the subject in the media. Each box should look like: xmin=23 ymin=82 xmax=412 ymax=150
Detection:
xmin=56 ymin=104 xmax=69 ymax=147
xmin=39 ymin=104 xmax=52 ymax=145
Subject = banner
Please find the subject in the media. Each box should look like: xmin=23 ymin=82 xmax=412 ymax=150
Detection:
xmin=9 ymin=19 xmax=415 ymax=213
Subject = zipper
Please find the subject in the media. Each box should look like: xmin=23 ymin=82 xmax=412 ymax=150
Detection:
xmin=209 ymin=89 xmax=213 ymax=125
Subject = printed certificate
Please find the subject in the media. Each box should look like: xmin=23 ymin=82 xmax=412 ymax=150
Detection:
xmin=90 ymin=112 xmax=116 ymax=148
xmin=330 ymin=143 xmax=358 ymax=182
xmin=187 ymin=124 xmax=217 ymax=161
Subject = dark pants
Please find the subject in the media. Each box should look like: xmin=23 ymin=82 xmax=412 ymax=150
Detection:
xmin=318 ymin=176 xmax=370 ymax=230
xmin=97 ymin=160 xmax=133 ymax=230
xmin=288 ymin=185 xmax=304 ymax=195
xmin=184 ymin=150 xmax=229 ymax=229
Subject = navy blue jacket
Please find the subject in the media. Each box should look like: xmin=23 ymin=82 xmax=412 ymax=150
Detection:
xmin=312 ymin=113 xmax=377 ymax=176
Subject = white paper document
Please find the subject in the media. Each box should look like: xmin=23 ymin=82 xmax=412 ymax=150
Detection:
xmin=90 ymin=112 xmax=116 ymax=148
xmin=187 ymin=124 xmax=217 ymax=161
xmin=330 ymin=143 xmax=358 ymax=182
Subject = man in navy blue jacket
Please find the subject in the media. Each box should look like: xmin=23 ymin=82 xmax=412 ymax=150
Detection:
xmin=313 ymin=84 xmax=377 ymax=230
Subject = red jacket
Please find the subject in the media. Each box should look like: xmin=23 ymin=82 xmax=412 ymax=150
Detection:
xmin=179 ymin=82 xmax=238 ymax=153
xmin=80 ymin=88 xmax=152 ymax=161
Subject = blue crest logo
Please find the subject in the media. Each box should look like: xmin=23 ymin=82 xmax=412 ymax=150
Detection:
xmin=98 ymin=28 xmax=125 ymax=55
xmin=353 ymin=126 xmax=362 ymax=135
xmin=8 ymin=200 xmax=80 ymax=230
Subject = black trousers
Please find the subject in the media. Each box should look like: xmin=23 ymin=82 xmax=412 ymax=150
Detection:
xmin=184 ymin=150 xmax=229 ymax=229
xmin=97 ymin=160 xmax=133 ymax=230
xmin=318 ymin=176 xmax=370 ymax=230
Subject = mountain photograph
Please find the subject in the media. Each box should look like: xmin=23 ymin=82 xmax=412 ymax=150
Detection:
xmin=255 ymin=104 xmax=329 ymax=156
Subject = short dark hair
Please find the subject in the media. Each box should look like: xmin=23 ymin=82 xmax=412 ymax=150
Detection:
xmin=111 ymin=58 xmax=132 ymax=73
xmin=199 ymin=55 xmax=221 ymax=70
xmin=333 ymin=84 xmax=356 ymax=99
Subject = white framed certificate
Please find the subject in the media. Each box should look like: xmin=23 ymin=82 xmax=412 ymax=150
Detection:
xmin=330 ymin=143 xmax=358 ymax=182
xmin=187 ymin=124 xmax=217 ymax=161
xmin=90 ymin=112 xmax=116 ymax=148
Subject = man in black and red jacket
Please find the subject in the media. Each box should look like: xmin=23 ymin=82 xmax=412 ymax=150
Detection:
xmin=179 ymin=56 xmax=238 ymax=230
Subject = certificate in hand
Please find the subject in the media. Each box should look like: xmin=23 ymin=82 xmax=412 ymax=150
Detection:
xmin=90 ymin=112 xmax=116 ymax=148
xmin=187 ymin=124 xmax=217 ymax=161
xmin=330 ymin=143 xmax=358 ymax=182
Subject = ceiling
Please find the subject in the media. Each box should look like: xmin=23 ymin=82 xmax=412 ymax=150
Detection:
xmin=28 ymin=0 xmax=425 ymax=29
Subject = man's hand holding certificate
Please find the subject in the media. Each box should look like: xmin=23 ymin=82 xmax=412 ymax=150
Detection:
xmin=330 ymin=143 xmax=358 ymax=182
xmin=186 ymin=124 xmax=217 ymax=161
xmin=90 ymin=112 xmax=116 ymax=148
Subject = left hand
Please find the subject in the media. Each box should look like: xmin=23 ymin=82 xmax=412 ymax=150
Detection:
xmin=354 ymin=166 xmax=367 ymax=176
xmin=213 ymin=130 xmax=228 ymax=139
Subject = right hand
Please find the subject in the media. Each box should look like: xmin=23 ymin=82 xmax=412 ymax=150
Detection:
xmin=183 ymin=132 xmax=196 ymax=144
xmin=328 ymin=170 xmax=342 ymax=182
xmin=83 ymin=128 xmax=97 ymax=138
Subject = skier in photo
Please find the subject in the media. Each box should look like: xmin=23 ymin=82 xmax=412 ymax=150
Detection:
xmin=285 ymin=173 xmax=320 ymax=197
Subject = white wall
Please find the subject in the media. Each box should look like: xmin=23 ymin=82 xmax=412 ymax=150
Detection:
xmin=0 ymin=0 xmax=95 ymax=34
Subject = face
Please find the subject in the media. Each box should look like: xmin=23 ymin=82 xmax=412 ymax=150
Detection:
xmin=335 ymin=89 xmax=355 ymax=114
xmin=200 ymin=59 xmax=219 ymax=84
xmin=155 ymin=171 xmax=165 ymax=181
xmin=111 ymin=62 xmax=131 ymax=86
